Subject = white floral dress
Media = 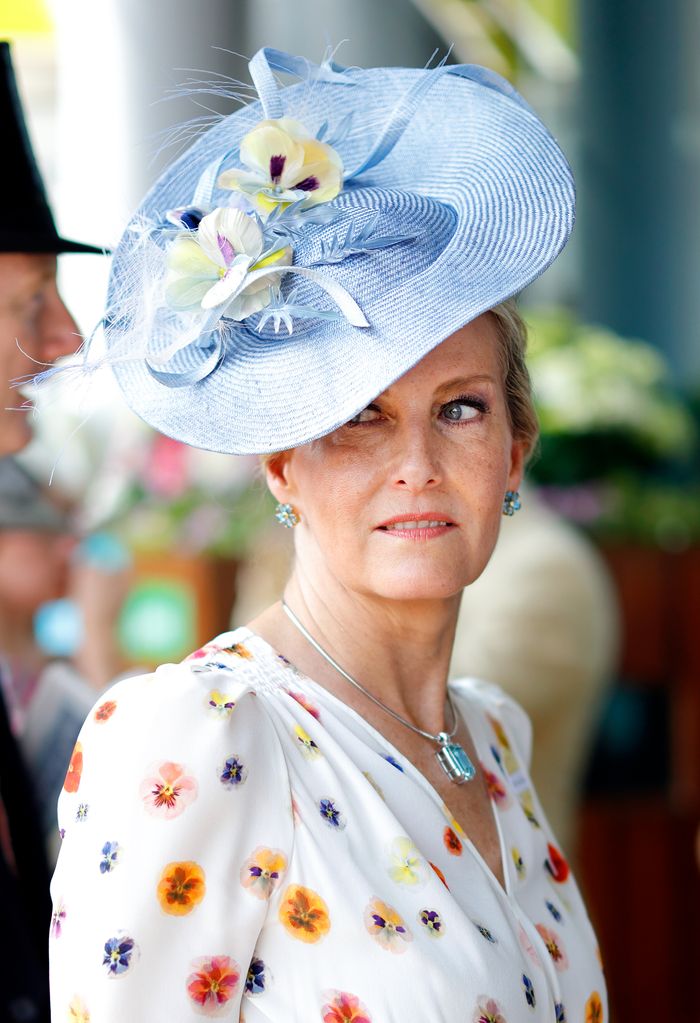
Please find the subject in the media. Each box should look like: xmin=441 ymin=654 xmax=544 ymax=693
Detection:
xmin=50 ymin=627 xmax=607 ymax=1023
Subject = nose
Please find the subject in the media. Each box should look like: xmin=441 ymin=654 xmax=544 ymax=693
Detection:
xmin=391 ymin=421 xmax=442 ymax=494
xmin=39 ymin=284 xmax=80 ymax=363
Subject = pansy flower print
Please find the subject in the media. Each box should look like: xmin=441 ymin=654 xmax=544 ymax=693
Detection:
xmin=474 ymin=922 xmax=497 ymax=944
xmin=94 ymin=700 xmax=117 ymax=723
xmin=443 ymin=826 xmax=463 ymax=855
xmin=511 ymin=846 xmax=525 ymax=878
xmin=418 ymin=908 xmax=444 ymax=937
xmin=585 ymin=992 xmax=604 ymax=1023
xmin=100 ymin=841 xmax=120 ymax=874
xmin=518 ymin=924 xmax=541 ymax=969
xmin=139 ymin=761 xmax=198 ymax=819
xmin=482 ymin=765 xmax=512 ymax=809
xmin=75 ymin=803 xmax=89 ymax=822
xmin=429 ymin=861 xmax=449 ymax=889
xmin=245 ymin=956 xmax=266 ymax=995
xmin=364 ymin=897 xmax=412 ymax=952
xmin=279 ymin=885 xmax=330 ymax=943
xmin=287 ymin=689 xmax=321 ymax=719
xmin=64 ymin=742 xmax=83 ymax=793
xmin=222 ymin=642 xmax=253 ymax=660
xmin=486 ymin=714 xmax=518 ymax=773
xmin=51 ymin=898 xmax=66 ymax=938
xmin=383 ymin=754 xmax=404 ymax=772
xmin=546 ymin=899 xmax=563 ymax=923
xmin=293 ymin=723 xmax=321 ymax=759
xmin=67 ymin=995 xmax=90 ymax=1022
xmin=545 ymin=843 xmax=570 ymax=883
xmin=207 ymin=690 xmax=236 ymax=716
xmin=319 ymin=797 xmax=345 ymax=829
xmin=157 ymin=861 xmax=206 ymax=916
xmin=519 ymin=790 xmax=541 ymax=828
xmin=103 ymin=934 xmax=137 ymax=977
xmin=220 ymin=755 xmax=247 ymax=787
xmin=535 ymin=924 xmax=569 ymax=970
xmin=522 ymin=974 xmax=536 ymax=1008
xmin=473 ymin=996 xmax=507 ymax=1023
xmin=387 ymin=836 xmax=427 ymax=886
xmin=187 ymin=955 xmax=240 ymax=1016
xmin=240 ymin=847 xmax=287 ymax=899
xmin=321 ymin=990 xmax=372 ymax=1023
xmin=554 ymin=1003 xmax=567 ymax=1022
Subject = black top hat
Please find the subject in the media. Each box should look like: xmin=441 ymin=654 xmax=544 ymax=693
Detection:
xmin=0 ymin=41 xmax=103 ymax=255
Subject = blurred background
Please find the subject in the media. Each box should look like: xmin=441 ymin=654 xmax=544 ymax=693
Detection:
xmin=2 ymin=0 xmax=700 ymax=1018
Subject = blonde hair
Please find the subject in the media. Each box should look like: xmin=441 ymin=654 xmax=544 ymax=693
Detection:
xmin=260 ymin=299 xmax=539 ymax=468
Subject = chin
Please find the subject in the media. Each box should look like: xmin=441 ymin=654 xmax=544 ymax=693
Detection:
xmin=365 ymin=567 xmax=475 ymax=603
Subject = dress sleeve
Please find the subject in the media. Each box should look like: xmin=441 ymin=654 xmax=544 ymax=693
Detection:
xmin=49 ymin=659 xmax=294 ymax=1022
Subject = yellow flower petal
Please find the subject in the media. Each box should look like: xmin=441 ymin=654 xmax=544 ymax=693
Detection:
xmin=240 ymin=122 xmax=304 ymax=184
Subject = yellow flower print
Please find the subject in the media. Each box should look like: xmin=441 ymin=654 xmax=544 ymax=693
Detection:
xmin=511 ymin=846 xmax=526 ymax=878
xmin=279 ymin=884 xmax=331 ymax=943
xmin=206 ymin=690 xmax=236 ymax=717
xmin=222 ymin=642 xmax=254 ymax=660
xmin=519 ymin=790 xmax=541 ymax=828
xmin=387 ymin=836 xmax=428 ymax=886
xmin=67 ymin=995 xmax=90 ymax=1022
xmin=293 ymin=723 xmax=322 ymax=760
xmin=157 ymin=861 xmax=206 ymax=916
xmin=240 ymin=847 xmax=287 ymax=899
xmin=364 ymin=897 xmax=413 ymax=953
xmin=585 ymin=992 xmax=604 ymax=1022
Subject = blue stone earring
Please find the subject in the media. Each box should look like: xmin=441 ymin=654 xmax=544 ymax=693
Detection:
xmin=274 ymin=502 xmax=300 ymax=528
xmin=502 ymin=490 xmax=522 ymax=516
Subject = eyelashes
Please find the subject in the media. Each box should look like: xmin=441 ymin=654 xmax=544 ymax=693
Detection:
xmin=346 ymin=394 xmax=490 ymax=428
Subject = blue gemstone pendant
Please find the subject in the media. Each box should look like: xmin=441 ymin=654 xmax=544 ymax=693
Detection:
xmin=435 ymin=734 xmax=477 ymax=784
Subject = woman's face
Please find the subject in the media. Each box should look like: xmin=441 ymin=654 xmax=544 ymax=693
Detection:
xmin=267 ymin=313 xmax=525 ymax=603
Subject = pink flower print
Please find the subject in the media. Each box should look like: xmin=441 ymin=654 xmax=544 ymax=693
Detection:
xmin=535 ymin=924 xmax=569 ymax=970
xmin=322 ymin=990 xmax=372 ymax=1022
xmin=186 ymin=955 xmax=240 ymax=1016
xmin=51 ymin=898 xmax=66 ymax=938
xmin=239 ymin=847 xmax=287 ymax=899
xmin=287 ymin=689 xmax=321 ymax=719
xmin=140 ymin=761 xmax=198 ymax=820
xmin=473 ymin=996 xmax=507 ymax=1023
xmin=518 ymin=924 xmax=542 ymax=970
xmin=481 ymin=764 xmax=512 ymax=809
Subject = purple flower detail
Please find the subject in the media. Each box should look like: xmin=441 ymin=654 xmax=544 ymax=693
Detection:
xmin=419 ymin=908 xmax=443 ymax=935
xmin=546 ymin=899 xmax=563 ymax=922
xmin=295 ymin=175 xmax=319 ymax=192
xmin=383 ymin=754 xmax=404 ymax=772
xmin=555 ymin=1002 xmax=567 ymax=1022
xmin=319 ymin=798 xmax=344 ymax=828
xmin=167 ymin=206 xmax=204 ymax=231
xmin=220 ymin=756 xmax=248 ymax=787
xmin=245 ymin=956 xmax=266 ymax=995
xmin=103 ymin=935 xmax=136 ymax=976
xmin=269 ymin=154 xmax=286 ymax=182
xmin=100 ymin=841 xmax=121 ymax=874
xmin=51 ymin=900 xmax=66 ymax=938
xmin=217 ymin=234 xmax=236 ymax=264
xmin=523 ymin=974 xmax=536 ymax=1008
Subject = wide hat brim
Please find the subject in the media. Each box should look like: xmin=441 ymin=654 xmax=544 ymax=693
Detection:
xmin=108 ymin=59 xmax=575 ymax=454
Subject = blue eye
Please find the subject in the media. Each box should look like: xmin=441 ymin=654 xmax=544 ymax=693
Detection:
xmin=441 ymin=396 xmax=487 ymax=422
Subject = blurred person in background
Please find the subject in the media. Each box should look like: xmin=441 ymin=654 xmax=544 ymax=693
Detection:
xmin=0 ymin=40 xmax=103 ymax=1023
xmin=49 ymin=48 xmax=607 ymax=1022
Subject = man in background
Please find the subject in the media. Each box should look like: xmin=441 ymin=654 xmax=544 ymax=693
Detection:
xmin=0 ymin=40 xmax=103 ymax=1023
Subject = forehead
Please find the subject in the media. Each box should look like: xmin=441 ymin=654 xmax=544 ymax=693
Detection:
xmin=374 ymin=313 xmax=502 ymax=401
xmin=0 ymin=253 xmax=57 ymax=301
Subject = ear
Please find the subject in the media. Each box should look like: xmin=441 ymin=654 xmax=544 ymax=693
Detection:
xmin=507 ymin=436 xmax=526 ymax=493
xmin=263 ymin=451 xmax=296 ymax=506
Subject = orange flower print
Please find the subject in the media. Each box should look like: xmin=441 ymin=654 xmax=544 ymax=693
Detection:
xmin=139 ymin=761 xmax=198 ymax=820
xmin=222 ymin=642 xmax=253 ymax=660
xmin=157 ymin=861 xmax=206 ymax=916
xmin=585 ymin=992 xmax=604 ymax=1023
xmin=443 ymin=826 xmax=463 ymax=856
xmin=364 ymin=897 xmax=412 ymax=953
xmin=63 ymin=742 xmax=83 ymax=793
xmin=429 ymin=861 xmax=449 ymax=889
xmin=535 ymin=924 xmax=569 ymax=970
xmin=240 ymin=847 xmax=287 ymax=899
xmin=322 ymin=990 xmax=372 ymax=1022
xmin=67 ymin=995 xmax=90 ymax=1022
xmin=293 ymin=724 xmax=322 ymax=759
xmin=387 ymin=836 xmax=428 ymax=886
xmin=473 ymin=996 xmax=507 ymax=1023
xmin=186 ymin=955 xmax=240 ymax=1016
xmin=482 ymin=766 xmax=512 ymax=809
xmin=544 ymin=843 xmax=570 ymax=883
xmin=94 ymin=700 xmax=117 ymax=723
xmin=279 ymin=884 xmax=331 ymax=943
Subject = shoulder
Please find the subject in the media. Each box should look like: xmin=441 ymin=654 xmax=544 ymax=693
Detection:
xmin=450 ymin=676 xmax=533 ymax=769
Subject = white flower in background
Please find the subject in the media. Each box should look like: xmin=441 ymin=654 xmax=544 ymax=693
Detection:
xmin=165 ymin=207 xmax=290 ymax=316
xmin=218 ymin=117 xmax=343 ymax=214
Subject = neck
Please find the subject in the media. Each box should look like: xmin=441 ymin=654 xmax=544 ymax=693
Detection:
xmin=252 ymin=559 xmax=462 ymax=736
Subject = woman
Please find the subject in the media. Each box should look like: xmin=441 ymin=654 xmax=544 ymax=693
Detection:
xmin=48 ymin=49 xmax=605 ymax=1022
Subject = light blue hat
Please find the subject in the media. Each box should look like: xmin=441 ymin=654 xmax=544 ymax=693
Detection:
xmin=98 ymin=48 xmax=575 ymax=454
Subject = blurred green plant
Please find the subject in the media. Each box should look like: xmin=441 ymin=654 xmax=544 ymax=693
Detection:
xmin=524 ymin=308 xmax=700 ymax=547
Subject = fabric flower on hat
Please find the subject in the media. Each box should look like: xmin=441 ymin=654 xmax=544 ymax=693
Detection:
xmin=218 ymin=117 xmax=342 ymax=213
xmin=165 ymin=207 xmax=290 ymax=314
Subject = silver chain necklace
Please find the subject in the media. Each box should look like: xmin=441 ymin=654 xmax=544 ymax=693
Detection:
xmin=281 ymin=600 xmax=476 ymax=784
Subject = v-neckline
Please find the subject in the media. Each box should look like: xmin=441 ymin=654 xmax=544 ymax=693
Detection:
xmin=235 ymin=625 xmax=513 ymax=899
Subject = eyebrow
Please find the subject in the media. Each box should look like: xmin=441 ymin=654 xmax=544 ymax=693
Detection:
xmin=435 ymin=374 xmax=498 ymax=392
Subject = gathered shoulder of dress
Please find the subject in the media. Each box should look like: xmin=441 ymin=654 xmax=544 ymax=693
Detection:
xmin=51 ymin=628 xmax=607 ymax=1023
